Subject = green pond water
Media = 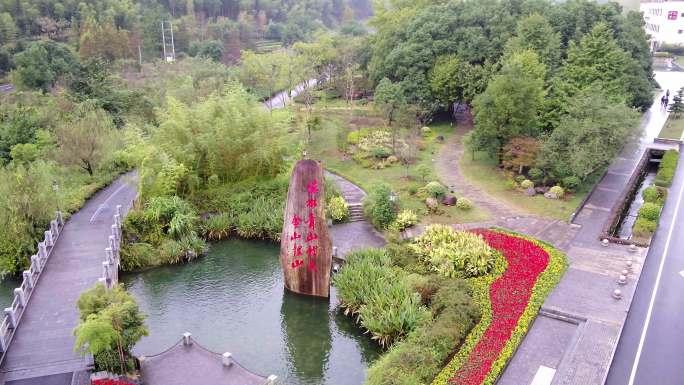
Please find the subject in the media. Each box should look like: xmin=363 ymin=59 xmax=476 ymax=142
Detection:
xmin=121 ymin=239 xmax=382 ymax=385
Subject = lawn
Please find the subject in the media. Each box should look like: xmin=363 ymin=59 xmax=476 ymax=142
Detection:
xmin=460 ymin=149 xmax=595 ymax=221
xmin=658 ymin=115 xmax=684 ymax=140
xmin=303 ymin=105 xmax=490 ymax=225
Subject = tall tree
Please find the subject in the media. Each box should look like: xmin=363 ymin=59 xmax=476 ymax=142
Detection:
xmin=471 ymin=50 xmax=546 ymax=160
xmin=537 ymin=90 xmax=639 ymax=180
xmin=506 ymin=13 xmax=561 ymax=72
xmin=11 ymin=41 xmax=78 ymax=92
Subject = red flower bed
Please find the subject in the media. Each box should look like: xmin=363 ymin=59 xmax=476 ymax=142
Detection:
xmin=92 ymin=379 xmax=135 ymax=385
xmin=448 ymin=230 xmax=549 ymax=385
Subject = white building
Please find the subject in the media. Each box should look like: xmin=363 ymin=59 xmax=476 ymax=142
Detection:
xmin=641 ymin=1 xmax=684 ymax=49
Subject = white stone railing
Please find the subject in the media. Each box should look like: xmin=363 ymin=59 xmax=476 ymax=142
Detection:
xmin=0 ymin=211 xmax=64 ymax=353
xmin=99 ymin=205 xmax=122 ymax=289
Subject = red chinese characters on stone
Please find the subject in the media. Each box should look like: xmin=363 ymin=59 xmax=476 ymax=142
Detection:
xmin=289 ymin=178 xmax=320 ymax=270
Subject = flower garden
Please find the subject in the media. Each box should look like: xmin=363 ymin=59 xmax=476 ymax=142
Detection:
xmin=335 ymin=226 xmax=567 ymax=385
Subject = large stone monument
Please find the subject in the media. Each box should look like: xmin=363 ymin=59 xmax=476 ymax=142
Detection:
xmin=279 ymin=160 xmax=332 ymax=298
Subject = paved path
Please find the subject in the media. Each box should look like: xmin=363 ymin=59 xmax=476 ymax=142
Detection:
xmin=0 ymin=84 xmax=13 ymax=94
xmin=263 ymin=79 xmax=317 ymax=110
xmin=325 ymin=171 xmax=385 ymax=257
xmin=0 ymin=173 xmax=137 ymax=385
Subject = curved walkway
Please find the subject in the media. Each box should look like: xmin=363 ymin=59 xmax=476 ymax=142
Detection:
xmin=325 ymin=171 xmax=385 ymax=258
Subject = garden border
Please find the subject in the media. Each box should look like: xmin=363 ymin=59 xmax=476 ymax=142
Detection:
xmin=430 ymin=228 xmax=568 ymax=385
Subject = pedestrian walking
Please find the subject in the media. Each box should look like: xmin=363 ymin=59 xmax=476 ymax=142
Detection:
xmin=662 ymin=95 xmax=666 ymax=107
xmin=667 ymin=89 xmax=670 ymax=99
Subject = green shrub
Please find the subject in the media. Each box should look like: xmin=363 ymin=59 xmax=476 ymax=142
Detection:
xmin=549 ymin=185 xmax=564 ymax=198
xmin=347 ymin=129 xmax=369 ymax=145
xmin=372 ymin=146 xmax=392 ymax=159
xmin=520 ymin=179 xmax=534 ymax=189
xmin=425 ymin=181 xmax=447 ymax=198
xmin=385 ymin=242 xmax=421 ymax=270
xmin=562 ymin=176 xmax=581 ymax=191
xmin=528 ymin=168 xmax=544 ymax=184
xmin=407 ymin=184 xmax=419 ymax=196
xmin=201 ymin=213 xmax=232 ymax=240
xmin=410 ymin=225 xmax=494 ymax=277
xmin=415 ymin=164 xmax=431 ymax=181
xmin=365 ymin=279 xmax=479 ymax=385
xmin=358 ymin=98 xmax=368 ymax=105
xmin=456 ymin=197 xmax=473 ymax=210
xmin=655 ymin=150 xmax=679 ymax=187
xmin=391 ymin=209 xmax=419 ymax=232
xmin=421 ymin=126 xmax=432 ymax=137
xmin=505 ymin=179 xmax=517 ymax=190
xmin=638 ymin=202 xmax=662 ymax=222
xmin=363 ymin=183 xmax=398 ymax=229
xmin=514 ymin=175 xmax=526 ymax=184
xmin=633 ymin=217 xmax=657 ymax=238
xmin=642 ymin=186 xmax=664 ymax=204
xmin=329 ymin=196 xmax=349 ymax=222
xmin=120 ymin=242 xmax=157 ymax=271
xmin=333 ymin=249 xmax=429 ymax=348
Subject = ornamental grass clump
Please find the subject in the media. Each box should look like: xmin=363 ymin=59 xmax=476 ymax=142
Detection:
xmin=201 ymin=213 xmax=232 ymax=240
xmin=334 ymin=248 xmax=429 ymax=348
xmin=411 ymin=225 xmax=494 ymax=278
xmin=391 ymin=209 xmax=419 ymax=232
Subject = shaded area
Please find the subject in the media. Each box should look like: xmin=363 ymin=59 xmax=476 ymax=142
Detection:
xmin=615 ymin=163 xmax=657 ymax=239
xmin=123 ymin=239 xmax=381 ymax=385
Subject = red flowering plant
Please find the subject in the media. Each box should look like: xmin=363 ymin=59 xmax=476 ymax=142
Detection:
xmin=431 ymin=229 xmax=567 ymax=385
xmin=92 ymin=379 xmax=136 ymax=385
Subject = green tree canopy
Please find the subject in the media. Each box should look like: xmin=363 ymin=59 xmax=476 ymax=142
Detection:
xmin=537 ymin=89 xmax=640 ymax=180
xmin=471 ymin=50 xmax=546 ymax=159
xmin=12 ymin=41 xmax=78 ymax=91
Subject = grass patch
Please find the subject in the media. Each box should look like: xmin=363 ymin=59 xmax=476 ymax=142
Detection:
xmin=460 ymin=149 xmax=595 ymax=221
xmin=305 ymin=109 xmax=489 ymax=225
xmin=658 ymin=115 xmax=684 ymax=140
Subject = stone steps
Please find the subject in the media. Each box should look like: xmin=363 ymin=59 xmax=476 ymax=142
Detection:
xmin=348 ymin=204 xmax=365 ymax=222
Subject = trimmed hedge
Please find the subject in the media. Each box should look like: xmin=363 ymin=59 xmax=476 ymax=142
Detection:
xmin=655 ymin=150 xmax=679 ymax=187
xmin=431 ymin=229 xmax=568 ymax=385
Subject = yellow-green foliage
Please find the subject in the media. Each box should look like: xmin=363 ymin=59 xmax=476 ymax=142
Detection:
xmin=329 ymin=196 xmax=349 ymax=222
xmin=411 ymin=225 xmax=494 ymax=278
xmin=391 ymin=209 xmax=419 ymax=232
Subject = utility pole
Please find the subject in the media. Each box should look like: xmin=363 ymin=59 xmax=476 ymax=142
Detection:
xmin=170 ymin=21 xmax=176 ymax=61
xmin=161 ymin=21 xmax=167 ymax=61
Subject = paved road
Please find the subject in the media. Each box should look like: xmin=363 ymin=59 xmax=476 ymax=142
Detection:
xmin=0 ymin=173 xmax=137 ymax=385
xmin=264 ymin=79 xmax=317 ymax=110
xmin=606 ymin=143 xmax=684 ymax=385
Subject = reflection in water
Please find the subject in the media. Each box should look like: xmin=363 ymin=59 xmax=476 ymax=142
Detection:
xmin=281 ymin=291 xmax=331 ymax=383
xmin=122 ymin=239 xmax=381 ymax=385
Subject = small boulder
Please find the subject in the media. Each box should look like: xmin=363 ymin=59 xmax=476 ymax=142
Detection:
xmin=442 ymin=194 xmax=457 ymax=206
xmin=524 ymin=187 xmax=536 ymax=197
xmin=544 ymin=191 xmax=558 ymax=200
xmin=436 ymin=135 xmax=445 ymax=142
xmin=425 ymin=197 xmax=439 ymax=212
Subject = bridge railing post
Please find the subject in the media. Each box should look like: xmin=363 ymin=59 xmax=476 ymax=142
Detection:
xmin=38 ymin=242 xmax=47 ymax=260
xmin=22 ymin=271 xmax=33 ymax=291
xmin=56 ymin=211 xmax=63 ymax=226
xmin=44 ymin=231 xmax=53 ymax=248
xmin=109 ymin=236 xmax=119 ymax=259
xmin=0 ymin=330 xmax=7 ymax=352
xmin=13 ymin=288 xmax=26 ymax=308
xmin=50 ymin=220 xmax=59 ymax=237
xmin=30 ymin=255 xmax=41 ymax=274
xmin=4 ymin=308 xmax=16 ymax=329
xmin=112 ymin=224 xmax=120 ymax=243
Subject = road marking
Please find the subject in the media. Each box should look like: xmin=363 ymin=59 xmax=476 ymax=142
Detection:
xmin=89 ymin=182 xmax=129 ymax=223
xmin=530 ymin=366 xmax=556 ymax=385
xmin=679 ymin=270 xmax=684 ymax=278
xmin=628 ymin=159 xmax=684 ymax=385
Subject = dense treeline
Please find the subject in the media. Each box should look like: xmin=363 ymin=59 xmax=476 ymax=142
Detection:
xmin=0 ymin=0 xmax=372 ymax=75
xmin=364 ymin=0 xmax=651 ymax=184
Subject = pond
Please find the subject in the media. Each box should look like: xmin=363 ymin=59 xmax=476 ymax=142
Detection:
xmin=122 ymin=239 xmax=381 ymax=385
